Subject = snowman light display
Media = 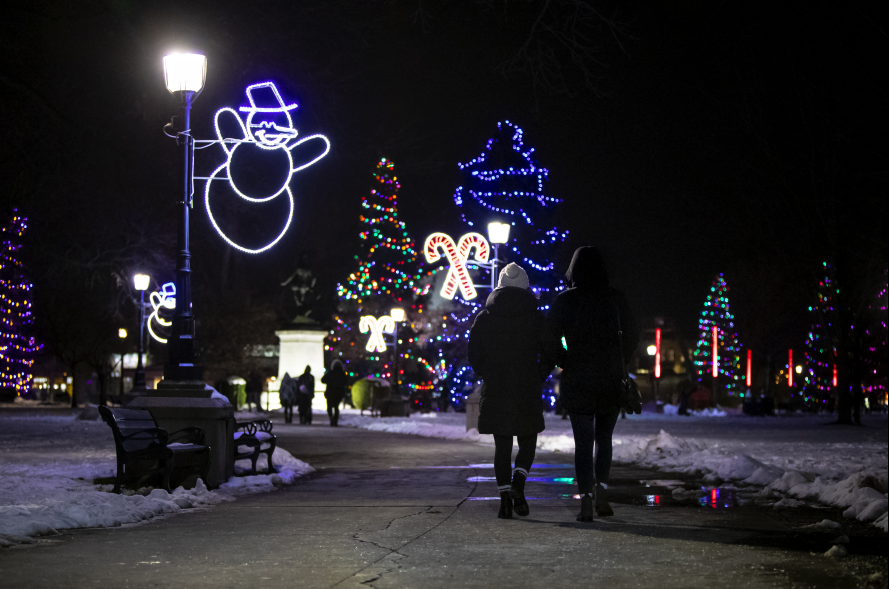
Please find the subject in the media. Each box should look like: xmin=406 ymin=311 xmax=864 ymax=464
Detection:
xmin=205 ymin=82 xmax=330 ymax=253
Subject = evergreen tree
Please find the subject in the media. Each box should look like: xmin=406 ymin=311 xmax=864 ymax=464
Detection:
xmin=0 ymin=209 xmax=41 ymax=394
xmin=692 ymin=273 xmax=744 ymax=398
xmin=802 ymin=262 xmax=839 ymax=405
xmin=434 ymin=121 xmax=567 ymax=406
xmin=328 ymin=159 xmax=439 ymax=396
xmin=862 ymin=273 xmax=888 ymax=406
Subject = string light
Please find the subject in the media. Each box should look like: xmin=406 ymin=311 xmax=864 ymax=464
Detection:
xmin=0 ymin=210 xmax=41 ymax=394
xmin=692 ymin=273 xmax=743 ymax=395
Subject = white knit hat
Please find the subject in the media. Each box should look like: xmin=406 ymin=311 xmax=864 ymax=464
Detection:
xmin=498 ymin=262 xmax=530 ymax=289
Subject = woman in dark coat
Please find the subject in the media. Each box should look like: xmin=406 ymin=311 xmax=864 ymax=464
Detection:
xmin=321 ymin=360 xmax=348 ymax=427
xmin=545 ymin=247 xmax=639 ymax=521
xmin=468 ymin=263 xmax=554 ymax=519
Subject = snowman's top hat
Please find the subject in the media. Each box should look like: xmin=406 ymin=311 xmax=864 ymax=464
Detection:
xmin=238 ymin=81 xmax=298 ymax=113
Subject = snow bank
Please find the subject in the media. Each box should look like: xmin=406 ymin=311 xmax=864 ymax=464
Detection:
xmin=0 ymin=415 xmax=314 ymax=546
xmin=337 ymin=409 xmax=888 ymax=530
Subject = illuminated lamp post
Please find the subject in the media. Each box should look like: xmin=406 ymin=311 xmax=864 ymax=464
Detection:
xmin=118 ymin=328 xmax=127 ymax=398
xmin=711 ymin=325 xmax=719 ymax=404
xmin=654 ymin=328 xmax=661 ymax=401
xmin=133 ymin=274 xmax=150 ymax=390
xmin=487 ymin=222 xmax=511 ymax=289
xmin=646 ymin=341 xmax=658 ymax=402
xmin=162 ymin=52 xmax=207 ymax=383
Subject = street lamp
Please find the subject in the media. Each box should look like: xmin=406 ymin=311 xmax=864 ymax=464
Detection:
xmin=162 ymin=52 xmax=207 ymax=383
xmin=133 ymin=274 xmax=150 ymax=390
xmin=118 ymin=328 xmax=127 ymax=398
xmin=486 ymin=222 xmax=510 ymax=289
xmin=390 ymin=308 xmax=406 ymax=395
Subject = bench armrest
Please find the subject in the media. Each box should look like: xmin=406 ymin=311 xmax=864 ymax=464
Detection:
xmin=234 ymin=421 xmax=258 ymax=435
xmin=168 ymin=427 xmax=206 ymax=445
xmin=121 ymin=427 xmax=169 ymax=446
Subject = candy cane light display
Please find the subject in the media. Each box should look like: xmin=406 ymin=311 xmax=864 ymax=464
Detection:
xmin=424 ymin=232 xmax=490 ymax=300
xmin=359 ymin=315 xmax=395 ymax=353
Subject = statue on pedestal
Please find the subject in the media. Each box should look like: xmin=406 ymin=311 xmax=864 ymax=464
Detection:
xmin=281 ymin=253 xmax=319 ymax=324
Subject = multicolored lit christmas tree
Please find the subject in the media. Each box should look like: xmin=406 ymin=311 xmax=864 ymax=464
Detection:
xmin=328 ymin=159 xmax=439 ymax=393
xmin=434 ymin=121 xmax=567 ymax=406
xmin=0 ymin=210 xmax=41 ymax=394
xmin=802 ymin=262 xmax=838 ymax=404
xmin=692 ymin=273 xmax=744 ymax=396
xmin=862 ymin=272 xmax=888 ymax=405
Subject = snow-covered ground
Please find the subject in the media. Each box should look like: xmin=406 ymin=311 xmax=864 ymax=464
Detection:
xmin=335 ymin=407 xmax=889 ymax=531
xmin=0 ymin=414 xmax=313 ymax=547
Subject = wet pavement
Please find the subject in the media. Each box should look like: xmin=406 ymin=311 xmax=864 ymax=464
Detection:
xmin=0 ymin=420 xmax=886 ymax=588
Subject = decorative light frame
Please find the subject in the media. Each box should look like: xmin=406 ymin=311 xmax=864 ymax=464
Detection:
xmin=424 ymin=232 xmax=490 ymax=300
xmin=147 ymin=282 xmax=176 ymax=344
xmin=359 ymin=315 xmax=395 ymax=353
xmin=203 ymin=81 xmax=330 ymax=254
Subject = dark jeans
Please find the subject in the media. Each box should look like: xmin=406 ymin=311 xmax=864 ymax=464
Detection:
xmin=569 ymin=411 xmax=620 ymax=494
xmin=493 ymin=434 xmax=537 ymax=487
xmin=298 ymin=397 xmax=312 ymax=424
xmin=283 ymin=402 xmax=294 ymax=424
xmin=327 ymin=401 xmax=340 ymax=426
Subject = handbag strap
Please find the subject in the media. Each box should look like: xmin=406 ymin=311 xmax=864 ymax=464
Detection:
xmin=615 ymin=300 xmax=627 ymax=377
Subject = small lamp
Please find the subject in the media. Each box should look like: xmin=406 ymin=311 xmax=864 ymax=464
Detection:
xmin=163 ymin=53 xmax=207 ymax=94
xmin=646 ymin=345 xmax=657 ymax=356
xmin=795 ymin=365 xmax=803 ymax=374
xmin=118 ymin=328 xmax=128 ymax=339
xmin=390 ymin=308 xmax=406 ymax=323
xmin=487 ymin=222 xmax=511 ymax=244
xmin=134 ymin=274 xmax=150 ymax=291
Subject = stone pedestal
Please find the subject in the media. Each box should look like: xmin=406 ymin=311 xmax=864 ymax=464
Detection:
xmin=276 ymin=326 xmax=327 ymax=410
xmin=379 ymin=395 xmax=407 ymax=418
xmin=466 ymin=387 xmax=481 ymax=432
xmin=127 ymin=381 xmax=234 ymax=488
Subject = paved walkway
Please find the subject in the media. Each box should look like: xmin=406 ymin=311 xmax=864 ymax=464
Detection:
xmin=0 ymin=421 xmax=885 ymax=588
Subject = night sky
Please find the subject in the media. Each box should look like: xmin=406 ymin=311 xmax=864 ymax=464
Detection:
xmin=2 ymin=1 xmax=886 ymax=357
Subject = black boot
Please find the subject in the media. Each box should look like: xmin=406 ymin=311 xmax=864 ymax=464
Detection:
xmin=595 ymin=484 xmax=614 ymax=517
xmin=577 ymin=492 xmax=593 ymax=522
xmin=498 ymin=491 xmax=513 ymax=519
xmin=510 ymin=472 xmax=529 ymax=517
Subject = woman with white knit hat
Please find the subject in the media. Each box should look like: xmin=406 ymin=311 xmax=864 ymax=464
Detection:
xmin=468 ymin=262 xmax=555 ymax=519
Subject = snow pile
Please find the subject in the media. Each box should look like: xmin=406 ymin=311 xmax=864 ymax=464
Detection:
xmin=0 ymin=415 xmax=313 ymax=546
xmin=336 ymin=409 xmax=888 ymax=530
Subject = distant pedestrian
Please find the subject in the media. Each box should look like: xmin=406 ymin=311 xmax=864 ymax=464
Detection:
xmin=296 ymin=365 xmax=315 ymax=425
xmin=468 ymin=263 xmax=555 ymax=519
xmin=278 ymin=372 xmax=297 ymax=424
xmin=246 ymin=371 xmax=264 ymax=412
xmin=545 ymin=247 xmax=639 ymax=522
xmin=321 ymin=360 xmax=349 ymax=427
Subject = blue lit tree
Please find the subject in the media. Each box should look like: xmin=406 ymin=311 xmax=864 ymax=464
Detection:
xmin=435 ymin=121 xmax=567 ymax=407
xmin=0 ymin=209 xmax=41 ymax=395
xmin=692 ymin=273 xmax=744 ymax=399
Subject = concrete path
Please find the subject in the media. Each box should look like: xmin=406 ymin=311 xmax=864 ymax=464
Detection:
xmin=0 ymin=420 xmax=885 ymax=588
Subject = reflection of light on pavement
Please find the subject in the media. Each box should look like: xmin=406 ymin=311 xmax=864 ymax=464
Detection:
xmin=467 ymin=476 xmax=575 ymax=483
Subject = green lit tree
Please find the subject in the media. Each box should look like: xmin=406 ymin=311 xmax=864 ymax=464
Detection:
xmin=692 ymin=273 xmax=744 ymax=400
xmin=327 ymin=158 xmax=440 ymax=396
xmin=802 ymin=262 xmax=838 ymax=406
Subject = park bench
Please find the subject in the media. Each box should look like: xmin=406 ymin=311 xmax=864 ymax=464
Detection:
xmin=233 ymin=419 xmax=277 ymax=475
xmin=99 ymin=406 xmax=211 ymax=493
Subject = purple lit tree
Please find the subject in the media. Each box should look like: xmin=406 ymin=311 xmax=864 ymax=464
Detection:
xmin=0 ymin=210 xmax=41 ymax=396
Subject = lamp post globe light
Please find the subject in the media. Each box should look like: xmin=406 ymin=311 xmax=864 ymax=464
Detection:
xmin=162 ymin=52 xmax=207 ymax=384
xmin=486 ymin=222 xmax=510 ymax=290
xmin=133 ymin=274 xmax=150 ymax=390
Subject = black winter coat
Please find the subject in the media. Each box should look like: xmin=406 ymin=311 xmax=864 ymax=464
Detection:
xmin=321 ymin=369 xmax=349 ymax=404
xmin=468 ymin=287 xmax=554 ymax=436
xmin=546 ymin=286 xmax=639 ymax=415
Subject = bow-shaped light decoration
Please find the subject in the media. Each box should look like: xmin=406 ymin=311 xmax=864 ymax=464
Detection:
xmin=424 ymin=232 xmax=490 ymax=300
